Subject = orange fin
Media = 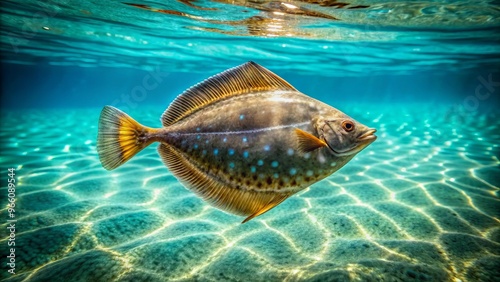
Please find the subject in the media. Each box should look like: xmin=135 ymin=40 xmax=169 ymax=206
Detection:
xmin=294 ymin=128 xmax=327 ymax=153
xmin=161 ymin=61 xmax=297 ymax=126
xmin=97 ymin=106 xmax=157 ymax=170
xmin=242 ymin=194 xmax=290 ymax=223
xmin=157 ymin=144 xmax=293 ymax=223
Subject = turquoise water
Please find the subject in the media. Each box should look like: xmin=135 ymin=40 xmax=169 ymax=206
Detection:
xmin=1 ymin=1 xmax=500 ymax=281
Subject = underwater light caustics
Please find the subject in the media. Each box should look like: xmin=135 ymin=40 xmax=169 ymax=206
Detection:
xmin=123 ymin=1 xmax=364 ymax=38
xmin=96 ymin=62 xmax=377 ymax=223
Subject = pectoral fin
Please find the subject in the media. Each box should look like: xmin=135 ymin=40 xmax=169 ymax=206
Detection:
xmin=294 ymin=128 xmax=327 ymax=153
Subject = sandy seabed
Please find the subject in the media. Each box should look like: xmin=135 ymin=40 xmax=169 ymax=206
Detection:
xmin=0 ymin=104 xmax=499 ymax=282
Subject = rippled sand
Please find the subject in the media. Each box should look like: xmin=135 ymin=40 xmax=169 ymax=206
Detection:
xmin=0 ymin=105 xmax=499 ymax=281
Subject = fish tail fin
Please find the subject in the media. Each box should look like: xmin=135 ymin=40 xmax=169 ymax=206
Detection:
xmin=97 ymin=106 xmax=158 ymax=170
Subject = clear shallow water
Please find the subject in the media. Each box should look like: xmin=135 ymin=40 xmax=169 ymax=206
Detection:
xmin=1 ymin=0 xmax=500 ymax=75
xmin=0 ymin=105 xmax=499 ymax=281
xmin=1 ymin=0 xmax=500 ymax=281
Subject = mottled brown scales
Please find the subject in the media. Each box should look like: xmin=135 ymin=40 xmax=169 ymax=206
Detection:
xmin=97 ymin=62 xmax=377 ymax=223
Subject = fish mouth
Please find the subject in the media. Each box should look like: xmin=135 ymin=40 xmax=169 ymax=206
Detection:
xmin=351 ymin=128 xmax=377 ymax=154
xmin=322 ymin=128 xmax=377 ymax=157
xmin=358 ymin=128 xmax=377 ymax=143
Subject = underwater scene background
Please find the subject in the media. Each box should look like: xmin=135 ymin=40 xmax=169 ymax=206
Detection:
xmin=1 ymin=0 xmax=500 ymax=281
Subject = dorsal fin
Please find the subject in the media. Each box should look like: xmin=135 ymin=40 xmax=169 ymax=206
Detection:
xmin=161 ymin=61 xmax=296 ymax=126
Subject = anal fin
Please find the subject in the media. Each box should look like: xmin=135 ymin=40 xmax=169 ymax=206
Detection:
xmin=157 ymin=144 xmax=292 ymax=223
xmin=241 ymin=194 xmax=290 ymax=223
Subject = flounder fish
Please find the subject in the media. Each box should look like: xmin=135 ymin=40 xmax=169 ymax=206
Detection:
xmin=97 ymin=62 xmax=376 ymax=223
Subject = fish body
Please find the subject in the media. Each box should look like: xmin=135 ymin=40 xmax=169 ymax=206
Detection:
xmin=164 ymin=91 xmax=352 ymax=193
xmin=97 ymin=62 xmax=376 ymax=222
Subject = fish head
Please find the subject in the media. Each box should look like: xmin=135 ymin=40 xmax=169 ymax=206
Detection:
xmin=316 ymin=115 xmax=377 ymax=157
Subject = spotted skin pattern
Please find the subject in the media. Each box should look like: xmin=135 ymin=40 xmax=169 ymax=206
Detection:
xmin=160 ymin=91 xmax=356 ymax=194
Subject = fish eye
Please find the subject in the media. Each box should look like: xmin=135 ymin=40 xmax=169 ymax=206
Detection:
xmin=342 ymin=120 xmax=355 ymax=132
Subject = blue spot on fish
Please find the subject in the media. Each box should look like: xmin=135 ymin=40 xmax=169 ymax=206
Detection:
xmin=228 ymin=149 xmax=235 ymax=156
xmin=196 ymin=127 xmax=201 ymax=132
xmin=257 ymin=160 xmax=264 ymax=166
xmin=239 ymin=114 xmax=245 ymax=120
xmin=213 ymin=149 xmax=219 ymax=155
xmin=223 ymin=137 xmax=227 ymax=143
xmin=250 ymin=166 xmax=256 ymax=173
xmin=271 ymin=161 xmax=279 ymax=168
xmin=229 ymin=162 xmax=235 ymax=169
xmin=289 ymin=168 xmax=297 ymax=176
xmin=287 ymin=148 xmax=294 ymax=156
xmin=273 ymin=173 xmax=279 ymax=179
xmin=242 ymin=137 xmax=248 ymax=143
xmin=194 ymin=144 xmax=198 ymax=149
xmin=306 ymin=170 xmax=314 ymax=177
xmin=196 ymin=135 xmax=201 ymax=140
xmin=243 ymin=151 xmax=249 ymax=158
xmin=264 ymin=145 xmax=270 ymax=151
xmin=202 ymin=150 xmax=207 ymax=155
